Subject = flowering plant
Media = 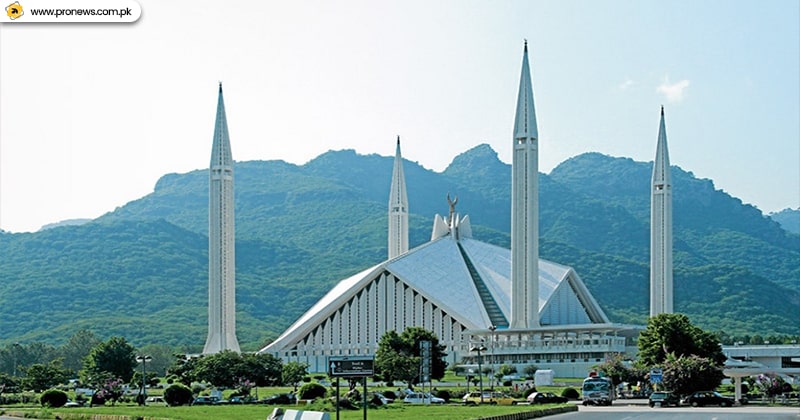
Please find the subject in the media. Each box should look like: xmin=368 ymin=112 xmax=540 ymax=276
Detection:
xmin=755 ymin=373 xmax=789 ymax=397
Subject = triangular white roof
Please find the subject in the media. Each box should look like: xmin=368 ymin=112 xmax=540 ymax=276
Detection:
xmin=260 ymin=234 xmax=610 ymax=354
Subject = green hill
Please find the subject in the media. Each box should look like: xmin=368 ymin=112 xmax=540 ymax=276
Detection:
xmin=0 ymin=146 xmax=797 ymax=351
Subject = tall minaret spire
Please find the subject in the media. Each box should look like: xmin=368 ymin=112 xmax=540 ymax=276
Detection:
xmin=510 ymin=40 xmax=540 ymax=329
xmin=388 ymin=135 xmax=409 ymax=259
xmin=650 ymin=106 xmax=674 ymax=316
xmin=204 ymin=83 xmax=240 ymax=354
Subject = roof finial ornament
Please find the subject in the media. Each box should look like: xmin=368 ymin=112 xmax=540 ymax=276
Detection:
xmin=524 ymin=39 xmax=528 ymax=51
xmin=397 ymin=135 xmax=400 ymax=145
xmin=661 ymin=105 xmax=664 ymax=115
xmin=447 ymin=193 xmax=459 ymax=225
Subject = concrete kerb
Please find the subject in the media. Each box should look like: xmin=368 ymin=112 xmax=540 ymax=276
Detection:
xmin=472 ymin=405 xmax=578 ymax=420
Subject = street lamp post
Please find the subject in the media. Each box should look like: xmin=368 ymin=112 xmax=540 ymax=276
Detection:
xmin=488 ymin=325 xmax=497 ymax=390
xmin=470 ymin=343 xmax=487 ymax=404
xmin=135 ymin=355 xmax=152 ymax=405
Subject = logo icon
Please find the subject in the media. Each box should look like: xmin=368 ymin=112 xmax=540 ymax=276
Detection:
xmin=6 ymin=1 xmax=23 ymax=19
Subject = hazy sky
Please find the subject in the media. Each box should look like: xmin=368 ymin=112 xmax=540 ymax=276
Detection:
xmin=1 ymin=0 xmax=798 ymax=233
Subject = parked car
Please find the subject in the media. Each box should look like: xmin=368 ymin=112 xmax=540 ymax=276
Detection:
xmin=648 ymin=391 xmax=680 ymax=407
xmin=403 ymin=392 xmax=445 ymax=404
xmin=372 ymin=392 xmax=393 ymax=404
xmin=261 ymin=393 xmax=297 ymax=405
xmin=191 ymin=396 xmax=221 ymax=406
xmin=527 ymin=392 xmax=568 ymax=404
xmin=683 ymin=391 xmax=734 ymax=407
xmin=64 ymin=399 xmax=85 ymax=407
xmin=145 ymin=396 xmax=168 ymax=406
xmin=463 ymin=391 xmax=517 ymax=405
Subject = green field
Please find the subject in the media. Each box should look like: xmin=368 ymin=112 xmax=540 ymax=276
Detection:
xmin=3 ymin=402 xmax=572 ymax=420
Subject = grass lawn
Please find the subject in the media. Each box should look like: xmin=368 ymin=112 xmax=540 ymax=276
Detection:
xmin=9 ymin=402 xmax=571 ymax=420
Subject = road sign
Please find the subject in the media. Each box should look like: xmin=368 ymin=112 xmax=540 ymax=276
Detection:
xmin=328 ymin=356 xmax=374 ymax=377
xmin=420 ymin=341 xmax=431 ymax=382
xmin=650 ymin=368 xmax=663 ymax=383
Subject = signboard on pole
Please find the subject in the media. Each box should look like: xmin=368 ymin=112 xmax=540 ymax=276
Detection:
xmin=420 ymin=341 xmax=431 ymax=382
xmin=328 ymin=356 xmax=374 ymax=377
xmin=650 ymin=368 xmax=663 ymax=384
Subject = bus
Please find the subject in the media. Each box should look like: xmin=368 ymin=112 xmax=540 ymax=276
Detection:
xmin=582 ymin=376 xmax=613 ymax=406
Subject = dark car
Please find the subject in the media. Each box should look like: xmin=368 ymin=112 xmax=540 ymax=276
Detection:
xmin=683 ymin=391 xmax=734 ymax=407
xmin=191 ymin=396 xmax=221 ymax=406
xmin=649 ymin=391 xmax=680 ymax=407
xmin=527 ymin=392 xmax=568 ymax=404
xmin=261 ymin=393 xmax=297 ymax=405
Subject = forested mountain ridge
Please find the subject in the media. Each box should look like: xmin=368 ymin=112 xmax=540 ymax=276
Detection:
xmin=1 ymin=145 xmax=797 ymax=351
xmin=769 ymin=208 xmax=800 ymax=234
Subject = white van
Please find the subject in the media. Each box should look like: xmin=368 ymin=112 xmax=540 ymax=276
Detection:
xmin=403 ymin=392 xmax=445 ymax=404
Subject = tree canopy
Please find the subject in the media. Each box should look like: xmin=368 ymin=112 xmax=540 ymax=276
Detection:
xmin=80 ymin=337 xmax=137 ymax=384
xmin=638 ymin=313 xmax=725 ymax=367
xmin=374 ymin=327 xmax=447 ymax=386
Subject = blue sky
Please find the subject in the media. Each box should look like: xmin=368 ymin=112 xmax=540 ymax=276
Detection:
xmin=1 ymin=0 xmax=798 ymax=232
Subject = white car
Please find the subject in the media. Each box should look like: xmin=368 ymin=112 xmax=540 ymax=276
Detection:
xmin=403 ymin=392 xmax=445 ymax=404
xmin=145 ymin=396 xmax=168 ymax=406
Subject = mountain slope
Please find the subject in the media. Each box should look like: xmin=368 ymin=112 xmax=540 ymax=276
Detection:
xmin=1 ymin=146 xmax=797 ymax=350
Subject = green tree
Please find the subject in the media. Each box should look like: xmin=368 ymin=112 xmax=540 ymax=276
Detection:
xmin=638 ymin=314 xmax=725 ymax=367
xmin=195 ymin=350 xmax=243 ymax=388
xmin=22 ymin=359 xmax=70 ymax=392
xmin=80 ymin=336 xmax=137 ymax=384
xmin=595 ymin=354 xmax=631 ymax=387
xmin=661 ymin=354 xmax=724 ymax=397
xmin=282 ymin=361 xmax=309 ymax=391
xmin=522 ymin=364 xmax=538 ymax=379
xmin=167 ymin=354 xmax=201 ymax=386
xmin=375 ymin=327 xmax=447 ymax=386
xmin=59 ymin=329 xmax=101 ymax=375
xmin=130 ymin=370 xmax=160 ymax=388
xmin=497 ymin=364 xmax=517 ymax=377
xmin=136 ymin=344 xmax=176 ymax=377
xmin=240 ymin=353 xmax=282 ymax=387
xmin=375 ymin=330 xmax=419 ymax=386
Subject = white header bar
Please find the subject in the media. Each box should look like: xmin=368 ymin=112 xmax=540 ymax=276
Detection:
xmin=4 ymin=0 xmax=141 ymax=23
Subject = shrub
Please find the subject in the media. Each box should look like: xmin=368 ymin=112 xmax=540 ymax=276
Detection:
xmin=561 ymin=387 xmax=580 ymax=399
xmin=502 ymin=380 xmax=512 ymax=387
xmin=434 ymin=389 xmax=450 ymax=402
xmin=302 ymin=376 xmax=312 ymax=383
xmin=383 ymin=390 xmax=397 ymax=400
xmin=40 ymin=389 xmax=68 ymax=407
xmin=164 ymin=383 xmax=194 ymax=406
xmin=299 ymin=382 xmax=327 ymax=400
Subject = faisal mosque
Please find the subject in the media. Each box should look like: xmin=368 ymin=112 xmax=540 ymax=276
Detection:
xmin=252 ymin=42 xmax=675 ymax=376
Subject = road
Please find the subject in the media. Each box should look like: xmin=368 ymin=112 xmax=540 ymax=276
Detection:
xmin=554 ymin=402 xmax=799 ymax=419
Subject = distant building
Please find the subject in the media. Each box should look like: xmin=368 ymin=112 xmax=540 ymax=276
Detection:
xmin=258 ymin=43 xmax=640 ymax=377
xmin=204 ymin=83 xmax=240 ymax=354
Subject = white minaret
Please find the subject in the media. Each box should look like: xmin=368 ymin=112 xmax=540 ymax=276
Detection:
xmin=510 ymin=41 xmax=540 ymax=329
xmin=650 ymin=106 xmax=673 ymax=316
xmin=388 ymin=136 xmax=409 ymax=259
xmin=204 ymin=83 xmax=240 ymax=353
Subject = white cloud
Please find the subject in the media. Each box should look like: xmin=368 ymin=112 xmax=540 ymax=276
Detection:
xmin=618 ymin=78 xmax=636 ymax=90
xmin=657 ymin=78 xmax=690 ymax=103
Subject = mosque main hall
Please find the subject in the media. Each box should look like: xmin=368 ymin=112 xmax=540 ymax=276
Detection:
xmin=258 ymin=43 xmax=648 ymax=377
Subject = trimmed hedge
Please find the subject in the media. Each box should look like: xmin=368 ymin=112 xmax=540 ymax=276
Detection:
xmin=40 ymin=389 xmax=68 ymax=407
xmin=164 ymin=383 xmax=194 ymax=406
xmin=561 ymin=387 xmax=580 ymax=399
xmin=298 ymin=382 xmax=327 ymax=400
